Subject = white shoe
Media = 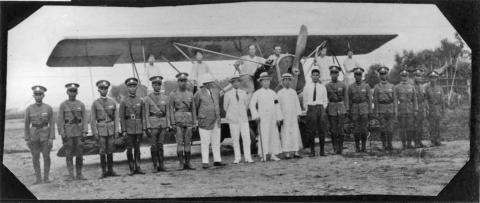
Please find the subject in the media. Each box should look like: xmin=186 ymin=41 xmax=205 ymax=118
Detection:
xmin=260 ymin=156 xmax=267 ymax=162
xmin=245 ymin=158 xmax=255 ymax=163
xmin=270 ymin=155 xmax=281 ymax=161
xmin=233 ymin=159 xmax=240 ymax=164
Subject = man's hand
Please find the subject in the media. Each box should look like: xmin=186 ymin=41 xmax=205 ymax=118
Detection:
xmin=25 ymin=139 xmax=32 ymax=148
xmin=48 ymin=139 xmax=53 ymax=148
xmin=93 ymin=134 xmax=99 ymax=142
xmin=146 ymin=128 xmax=152 ymax=137
xmin=277 ymin=120 xmax=283 ymax=127
xmin=121 ymin=131 xmax=127 ymax=137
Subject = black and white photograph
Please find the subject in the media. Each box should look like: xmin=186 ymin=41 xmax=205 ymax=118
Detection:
xmin=1 ymin=1 xmax=475 ymax=200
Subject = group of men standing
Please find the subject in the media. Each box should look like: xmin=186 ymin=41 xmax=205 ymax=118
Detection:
xmin=23 ymin=44 xmax=446 ymax=185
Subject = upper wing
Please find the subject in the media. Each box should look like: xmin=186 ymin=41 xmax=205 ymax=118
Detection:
xmin=46 ymin=34 xmax=397 ymax=67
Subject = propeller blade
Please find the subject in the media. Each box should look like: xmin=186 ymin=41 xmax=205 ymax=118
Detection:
xmin=292 ymin=24 xmax=308 ymax=90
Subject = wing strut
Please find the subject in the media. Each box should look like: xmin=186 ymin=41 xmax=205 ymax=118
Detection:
xmin=128 ymin=41 xmax=141 ymax=85
xmin=330 ymin=50 xmax=345 ymax=75
xmin=173 ymin=42 xmax=271 ymax=67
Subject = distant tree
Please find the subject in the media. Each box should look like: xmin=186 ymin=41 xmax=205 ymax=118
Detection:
xmin=364 ymin=63 xmax=382 ymax=87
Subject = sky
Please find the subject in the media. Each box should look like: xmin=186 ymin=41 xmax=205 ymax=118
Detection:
xmin=6 ymin=2 xmax=465 ymax=111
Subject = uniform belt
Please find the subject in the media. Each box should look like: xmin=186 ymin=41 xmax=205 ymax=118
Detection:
xmin=378 ymin=101 xmax=393 ymax=104
xmin=352 ymin=101 xmax=367 ymax=104
xmin=125 ymin=115 xmax=140 ymax=120
xmin=65 ymin=119 xmax=81 ymax=124
xmin=329 ymin=100 xmax=344 ymax=103
xmin=399 ymin=101 xmax=413 ymax=104
xmin=96 ymin=119 xmax=113 ymax=123
xmin=149 ymin=112 xmax=166 ymax=117
xmin=32 ymin=123 xmax=48 ymax=128
xmin=175 ymin=109 xmax=191 ymax=112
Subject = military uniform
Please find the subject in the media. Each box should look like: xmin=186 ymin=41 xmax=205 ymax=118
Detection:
xmin=91 ymin=80 xmax=119 ymax=178
xmin=325 ymin=66 xmax=348 ymax=154
xmin=348 ymin=67 xmax=371 ymax=152
xmin=144 ymin=76 xmax=171 ymax=172
xmin=394 ymin=70 xmax=418 ymax=149
xmin=425 ymin=71 xmax=445 ymax=146
xmin=413 ymin=69 xmax=427 ymax=148
xmin=57 ymin=83 xmax=88 ymax=180
xmin=25 ymin=86 xmax=55 ymax=184
xmin=373 ymin=67 xmax=395 ymax=150
xmin=169 ymin=72 xmax=197 ymax=169
xmin=119 ymin=78 xmax=146 ymax=175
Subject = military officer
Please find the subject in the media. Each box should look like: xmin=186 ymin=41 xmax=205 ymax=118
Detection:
xmin=24 ymin=85 xmax=55 ymax=184
xmin=425 ymin=71 xmax=445 ymax=146
xmin=348 ymin=67 xmax=371 ymax=152
xmin=394 ymin=69 xmax=418 ymax=149
xmin=57 ymin=83 xmax=88 ymax=181
xmin=413 ymin=69 xmax=427 ymax=148
xmin=169 ymin=72 xmax=197 ymax=170
xmin=325 ymin=65 xmax=348 ymax=154
xmin=119 ymin=78 xmax=146 ymax=175
xmin=372 ymin=67 xmax=396 ymax=151
xmin=91 ymin=80 xmax=119 ymax=178
xmin=144 ymin=75 xmax=171 ymax=172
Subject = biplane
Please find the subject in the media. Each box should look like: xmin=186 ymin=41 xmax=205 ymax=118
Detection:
xmin=47 ymin=24 xmax=397 ymax=157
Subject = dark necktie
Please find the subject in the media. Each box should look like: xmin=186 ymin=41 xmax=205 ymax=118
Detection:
xmin=313 ymin=83 xmax=317 ymax=102
xmin=236 ymin=89 xmax=239 ymax=101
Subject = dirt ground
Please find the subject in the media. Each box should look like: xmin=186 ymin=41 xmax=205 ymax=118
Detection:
xmin=2 ymin=118 xmax=470 ymax=199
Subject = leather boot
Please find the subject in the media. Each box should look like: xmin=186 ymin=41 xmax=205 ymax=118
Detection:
xmin=157 ymin=147 xmax=166 ymax=172
xmin=354 ymin=134 xmax=360 ymax=152
xmin=76 ymin=156 xmax=87 ymax=180
xmin=331 ymin=133 xmax=337 ymax=153
xmin=99 ymin=154 xmax=107 ymax=178
xmin=127 ymin=150 xmax=135 ymax=176
xmin=381 ymin=132 xmax=387 ymax=150
xmin=361 ymin=133 xmax=367 ymax=152
xmin=134 ymin=152 xmax=145 ymax=174
xmin=184 ymin=150 xmax=195 ymax=170
xmin=387 ymin=132 xmax=393 ymax=151
xmin=338 ymin=133 xmax=344 ymax=154
xmin=406 ymin=131 xmax=413 ymax=148
xmin=415 ymin=131 xmax=425 ymax=148
xmin=65 ymin=157 xmax=75 ymax=181
xmin=150 ymin=148 xmax=159 ymax=173
xmin=33 ymin=157 xmax=42 ymax=184
xmin=106 ymin=154 xmax=118 ymax=176
xmin=43 ymin=156 xmax=51 ymax=183
xmin=309 ymin=143 xmax=316 ymax=157
xmin=177 ymin=151 xmax=185 ymax=170
xmin=319 ymin=137 xmax=325 ymax=156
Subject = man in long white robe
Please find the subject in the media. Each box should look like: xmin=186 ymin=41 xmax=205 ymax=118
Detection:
xmin=277 ymin=73 xmax=303 ymax=159
xmin=249 ymin=72 xmax=283 ymax=161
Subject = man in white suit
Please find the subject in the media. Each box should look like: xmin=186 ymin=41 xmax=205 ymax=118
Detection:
xmin=249 ymin=72 xmax=283 ymax=162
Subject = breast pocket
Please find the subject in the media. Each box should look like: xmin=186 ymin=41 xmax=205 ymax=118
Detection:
xmin=40 ymin=112 xmax=49 ymax=123
xmin=74 ymin=107 xmax=83 ymax=120
xmin=64 ymin=109 xmax=74 ymax=120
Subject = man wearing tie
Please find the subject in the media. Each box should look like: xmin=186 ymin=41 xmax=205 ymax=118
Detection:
xmin=302 ymin=68 xmax=329 ymax=156
xmin=224 ymin=73 xmax=254 ymax=164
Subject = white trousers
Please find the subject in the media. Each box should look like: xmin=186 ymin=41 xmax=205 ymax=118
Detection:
xmin=229 ymin=122 xmax=252 ymax=161
xmin=199 ymin=123 xmax=221 ymax=164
